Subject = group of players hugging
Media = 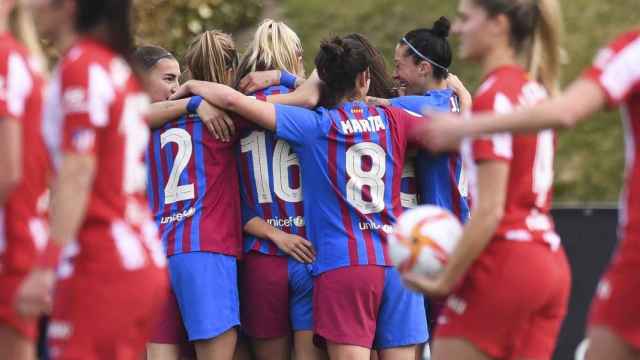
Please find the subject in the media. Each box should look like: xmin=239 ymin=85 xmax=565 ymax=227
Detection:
xmin=0 ymin=0 xmax=639 ymax=359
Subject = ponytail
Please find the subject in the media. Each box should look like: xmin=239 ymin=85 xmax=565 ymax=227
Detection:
xmin=184 ymin=30 xmax=238 ymax=85
xmin=9 ymin=2 xmax=47 ymax=73
xmin=527 ymin=0 xmax=563 ymax=95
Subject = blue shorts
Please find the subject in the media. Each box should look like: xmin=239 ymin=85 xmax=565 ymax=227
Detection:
xmin=168 ymin=252 xmax=240 ymax=341
xmin=240 ymin=251 xmax=314 ymax=338
xmin=314 ymin=265 xmax=428 ymax=349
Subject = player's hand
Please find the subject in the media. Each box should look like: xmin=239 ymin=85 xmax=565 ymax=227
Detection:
xmin=401 ymin=272 xmax=452 ymax=298
xmin=171 ymin=80 xmax=200 ymax=100
xmin=239 ymin=70 xmax=281 ymax=94
xmin=445 ymin=73 xmax=472 ymax=112
xmin=15 ymin=268 xmax=56 ymax=317
xmin=271 ymin=232 xmax=316 ymax=264
xmin=198 ymin=100 xmax=235 ymax=142
xmin=420 ymin=111 xmax=466 ymax=152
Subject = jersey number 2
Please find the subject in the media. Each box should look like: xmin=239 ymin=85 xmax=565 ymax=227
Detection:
xmin=161 ymin=128 xmax=195 ymax=204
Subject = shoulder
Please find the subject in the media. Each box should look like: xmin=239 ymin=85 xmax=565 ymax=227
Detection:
xmin=473 ymin=67 xmax=528 ymax=112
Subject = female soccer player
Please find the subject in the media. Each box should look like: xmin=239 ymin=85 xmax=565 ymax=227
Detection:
xmin=421 ymin=28 xmax=640 ymax=360
xmin=143 ymin=31 xmax=243 ymax=360
xmin=16 ymin=0 xmax=167 ymax=359
xmin=232 ymin=19 xmax=323 ymax=360
xmin=0 ymin=1 xmax=49 ymax=358
xmin=172 ymin=35 xmax=428 ymax=360
xmin=400 ymin=0 xmax=571 ymax=359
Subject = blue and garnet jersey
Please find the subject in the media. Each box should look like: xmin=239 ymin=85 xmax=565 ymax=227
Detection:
xmin=237 ymin=85 xmax=306 ymax=256
xmin=274 ymin=101 xmax=422 ymax=275
xmin=391 ymin=88 xmax=470 ymax=222
xmin=146 ymin=114 xmax=242 ymax=258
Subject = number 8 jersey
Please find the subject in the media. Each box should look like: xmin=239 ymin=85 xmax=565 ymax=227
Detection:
xmin=461 ymin=65 xmax=559 ymax=247
xmin=274 ymin=101 xmax=422 ymax=275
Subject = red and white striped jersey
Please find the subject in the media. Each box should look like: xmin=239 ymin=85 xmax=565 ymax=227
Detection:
xmin=0 ymin=33 xmax=50 ymax=274
xmin=44 ymin=38 xmax=164 ymax=275
xmin=583 ymin=30 xmax=640 ymax=247
xmin=461 ymin=65 xmax=559 ymax=247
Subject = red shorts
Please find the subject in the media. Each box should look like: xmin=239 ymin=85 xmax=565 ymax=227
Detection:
xmin=313 ymin=265 xmax=427 ymax=349
xmin=589 ymin=243 xmax=640 ymax=349
xmin=0 ymin=272 xmax=37 ymax=340
xmin=436 ymin=241 xmax=571 ymax=360
xmin=48 ymin=266 xmax=168 ymax=360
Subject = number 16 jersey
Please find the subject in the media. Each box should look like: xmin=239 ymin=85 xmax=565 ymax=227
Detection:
xmin=274 ymin=101 xmax=421 ymax=275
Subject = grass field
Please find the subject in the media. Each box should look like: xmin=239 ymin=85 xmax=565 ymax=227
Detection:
xmin=280 ymin=0 xmax=639 ymax=202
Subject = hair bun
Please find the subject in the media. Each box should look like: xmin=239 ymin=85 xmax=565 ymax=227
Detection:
xmin=432 ymin=16 xmax=451 ymax=38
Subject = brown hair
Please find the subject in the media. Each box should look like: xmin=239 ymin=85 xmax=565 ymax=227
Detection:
xmin=184 ymin=30 xmax=238 ymax=85
xmin=473 ymin=0 xmax=563 ymax=94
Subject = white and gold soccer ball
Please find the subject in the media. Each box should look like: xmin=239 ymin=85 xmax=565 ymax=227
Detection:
xmin=389 ymin=205 xmax=463 ymax=276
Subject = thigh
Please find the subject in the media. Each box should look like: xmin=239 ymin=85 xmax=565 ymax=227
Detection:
xmin=169 ymin=252 xmax=240 ymax=342
xmin=313 ymin=266 xmax=385 ymax=349
xmin=288 ymin=258 xmax=314 ymax=333
xmin=588 ymin=251 xmax=640 ymax=350
xmin=0 ymin=273 xmax=38 ymax=340
xmin=431 ymin=338 xmax=492 ymax=360
xmin=239 ymin=252 xmax=289 ymax=339
xmin=586 ymin=326 xmax=640 ymax=360
xmin=374 ymin=267 xmax=427 ymax=350
xmin=0 ymin=323 xmax=36 ymax=360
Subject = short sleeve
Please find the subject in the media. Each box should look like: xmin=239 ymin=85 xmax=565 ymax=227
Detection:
xmin=471 ymin=91 xmax=513 ymax=162
xmin=274 ymin=104 xmax=321 ymax=146
xmin=60 ymin=61 xmax=115 ymax=154
xmin=0 ymin=50 xmax=32 ymax=120
xmin=582 ymin=31 xmax=640 ymax=107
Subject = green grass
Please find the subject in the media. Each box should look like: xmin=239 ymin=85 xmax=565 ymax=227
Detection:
xmin=280 ymin=0 xmax=639 ymax=202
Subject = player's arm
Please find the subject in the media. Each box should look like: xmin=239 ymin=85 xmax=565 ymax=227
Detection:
xmin=244 ymin=217 xmax=315 ymax=263
xmin=238 ymin=70 xmax=305 ymax=94
xmin=446 ymin=73 xmax=472 ymax=112
xmin=0 ymin=118 xmax=21 ymax=205
xmin=265 ymin=70 xmax=322 ymax=109
xmin=173 ymin=80 xmax=277 ymax=131
xmin=423 ymin=79 xmax=606 ymax=152
xmin=147 ymin=97 xmax=236 ymax=142
xmin=403 ymin=159 xmax=509 ymax=297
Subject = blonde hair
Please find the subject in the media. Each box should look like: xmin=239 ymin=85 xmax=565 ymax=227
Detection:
xmin=473 ymin=0 xmax=563 ymax=94
xmin=526 ymin=0 xmax=563 ymax=95
xmin=9 ymin=1 xmax=47 ymax=73
xmin=184 ymin=30 xmax=238 ymax=85
xmin=235 ymin=19 xmax=304 ymax=87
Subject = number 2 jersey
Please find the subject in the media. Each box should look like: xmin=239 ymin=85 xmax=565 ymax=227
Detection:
xmin=44 ymin=38 xmax=165 ymax=273
xmin=583 ymin=29 xmax=640 ymax=249
xmin=238 ymin=85 xmax=304 ymax=256
xmin=0 ymin=33 xmax=49 ymax=274
xmin=146 ymin=114 xmax=242 ymax=257
xmin=274 ymin=101 xmax=421 ymax=274
xmin=462 ymin=65 xmax=559 ymax=246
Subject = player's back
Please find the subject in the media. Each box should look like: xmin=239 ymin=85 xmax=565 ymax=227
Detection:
xmin=0 ymin=33 xmax=50 ymax=273
xmin=463 ymin=65 xmax=557 ymax=246
xmin=275 ymin=101 xmax=421 ymax=274
xmin=45 ymin=38 xmax=163 ymax=272
xmin=238 ymin=85 xmax=305 ymax=255
xmin=147 ymin=114 xmax=242 ymax=257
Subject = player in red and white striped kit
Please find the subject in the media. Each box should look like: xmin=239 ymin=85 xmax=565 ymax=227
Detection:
xmin=403 ymin=0 xmax=572 ymax=359
xmin=0 ymin=1 xmax=49 ymax=358
xmin=423 ymin=28 xmax=640 ymax=360
xmin=16 ymin=1 xmax=166 ymax=359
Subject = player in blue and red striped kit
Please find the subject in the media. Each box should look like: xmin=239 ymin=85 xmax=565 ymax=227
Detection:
xmin=145 ymin=31 xmax=242 ymax=360
xmin=233 ymin=19 xmax=322 ymax=360
xmin=173 ymin=35 xmax=428 ymax=360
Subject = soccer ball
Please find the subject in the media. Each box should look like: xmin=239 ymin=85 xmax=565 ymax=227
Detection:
xmin=389 ymin=205 xmax=463 ymax=276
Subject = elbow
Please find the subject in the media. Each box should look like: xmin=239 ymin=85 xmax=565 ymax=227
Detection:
xmin=557 ymin=110 xmax=579 ymax=129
